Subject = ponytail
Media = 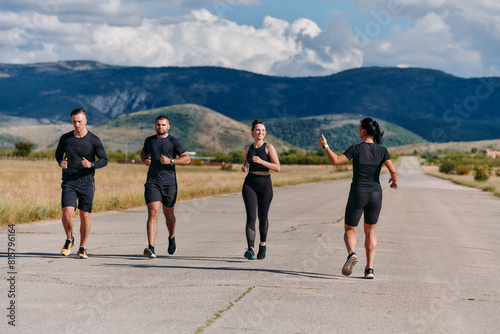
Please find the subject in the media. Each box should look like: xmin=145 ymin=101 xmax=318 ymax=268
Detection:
xmin=360 ymin=118 xmax=384 ymax=144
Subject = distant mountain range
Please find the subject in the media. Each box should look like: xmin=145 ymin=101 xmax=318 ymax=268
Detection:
xmin=0 ymin=60 xmax=499 ymax=143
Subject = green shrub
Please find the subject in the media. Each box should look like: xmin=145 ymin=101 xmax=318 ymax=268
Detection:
xmin=474 ymin=164 xmax=490 ymax=181
xmin=439 ymin=160 xmax=455 ymax=174
xmin=14 ymin=141 xmax=34 ymax=157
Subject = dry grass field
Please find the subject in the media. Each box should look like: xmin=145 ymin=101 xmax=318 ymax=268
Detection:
xmin=421 ymin=165 xmax=500 ymax=197
xmin=0 ymin=159 xmax=353 ymax=225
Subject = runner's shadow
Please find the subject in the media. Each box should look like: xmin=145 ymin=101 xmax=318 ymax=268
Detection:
xmin=4 ymin=253 xmax=339 ymax=279
xmin=4 ymin=252 xmax=145 ymax=260
xmin=2 ymin=252 xmax=67 ymax=259
xmin=80 ymin=254 xmax=247 ymax=262
xmin=162 ymin=255 xmax=247 ymax=263
xmin=101 ymin=262 xmax=338 ymax=280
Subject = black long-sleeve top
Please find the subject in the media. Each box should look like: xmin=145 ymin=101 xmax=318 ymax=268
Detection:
xmin=55 ymin=131 xmax=108 ymax=182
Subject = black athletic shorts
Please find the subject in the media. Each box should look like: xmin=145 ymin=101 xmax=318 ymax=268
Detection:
xmin=344 ymin=190 xmax=383 ymax=227
xmin=145 ymin=183 xmax=177 ymax=207
xmin=61 ymin=181 xmax=95 ymax=213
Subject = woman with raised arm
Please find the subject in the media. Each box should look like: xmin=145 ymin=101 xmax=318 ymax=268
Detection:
xmin=319 ymin=118 xmax=398 ymax=279
xmin=241 ymin=120 xmax=280 ymax=260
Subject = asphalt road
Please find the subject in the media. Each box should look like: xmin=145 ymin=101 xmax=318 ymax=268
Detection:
xmin=1 ymin=156 xmax=499 ymax=333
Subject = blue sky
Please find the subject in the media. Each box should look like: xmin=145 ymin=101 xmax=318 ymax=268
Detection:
xmin=0 ymin=0 xmax=499 ymax=78
xmin=218 ymin=1 xmax=410 ymax=35
xmin=218 ymin=1 xmax=349 ymax=29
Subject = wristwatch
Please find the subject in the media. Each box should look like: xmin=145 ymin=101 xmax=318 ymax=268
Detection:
xmin=170 ymin=159 xmax=175 ymax=165
xmin=91 ymin=162 xmax=95 ymax=168
xmin=322 ymin=144 xmax=329 ymax=150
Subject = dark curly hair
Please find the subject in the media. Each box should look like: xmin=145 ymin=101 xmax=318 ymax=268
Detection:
xmin=251 ymin=119 xmax=264 ymax=131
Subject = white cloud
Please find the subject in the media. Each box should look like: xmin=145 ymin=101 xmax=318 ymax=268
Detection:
xmin=414 ymin=12 xmax=448 ymax=34
xmin=0 ymin=0 xmax=499 ymax=77
xmin=348 ymin=0 xmax=500 ymax=77
xmin=0 ymin=7 xmax=364 ymax=76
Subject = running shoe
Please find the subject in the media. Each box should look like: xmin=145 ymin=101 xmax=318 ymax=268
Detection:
xmin=143 ymin=247 xmax=156 ymax=259
xmin=78 ymin=247 xmax=88 ymax=259
xmin=364 ymin=268 xmax=375 ymax=279
xmin=168 ymin=237 xmax=176 ymax=255
xmin=244 ymin=248 xmax=255 ymax=260
xmin=61 ymin=237 xmax=74 ymax=256
xmin=342 ymin=252 xmax=358 ymax=276
xmin=257 ymin=245 xmax=266 ymax=260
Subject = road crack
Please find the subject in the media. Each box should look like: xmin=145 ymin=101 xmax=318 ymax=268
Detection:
xmin=195 ymin=286 xmax=255 ymax=333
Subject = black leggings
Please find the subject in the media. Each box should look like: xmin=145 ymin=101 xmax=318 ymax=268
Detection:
xmin=344 ymin=190 xmax=383 ymax=227
xmin=242 ymin=173 xmax=273 ymax=249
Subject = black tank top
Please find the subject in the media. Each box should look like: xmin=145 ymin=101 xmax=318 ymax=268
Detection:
xmin=247 ymin=143 xmax=270 ymax=172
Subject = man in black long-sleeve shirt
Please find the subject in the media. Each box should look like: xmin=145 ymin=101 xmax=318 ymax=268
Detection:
xmin=55 ymin=108 xmax=108 ymax=259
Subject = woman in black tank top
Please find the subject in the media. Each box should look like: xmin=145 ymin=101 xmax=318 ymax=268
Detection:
xmin=318 ymin=118 xmax=398 ymax=279
xmin=241 ymin=120 xmax=280 ymax=260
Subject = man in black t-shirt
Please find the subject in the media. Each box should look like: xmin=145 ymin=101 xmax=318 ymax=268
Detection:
xmin=55 ymin=108 xmax=108 ymax=259
xmin=140 ymin=115 xmax=191 ymax=258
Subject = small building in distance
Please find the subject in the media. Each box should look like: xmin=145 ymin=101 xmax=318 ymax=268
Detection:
xmin=485 ymin=149 xmax=500 ymax=158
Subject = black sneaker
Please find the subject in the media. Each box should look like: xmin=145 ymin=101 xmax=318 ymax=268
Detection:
xmin=364 ymin=268 xmax=375 ymax=279
xmin=257 ymin=245 xmax=266 ymax=260
xmin=143 ymin=246 xmax=156 ymax=259
xmin=168 ymin=237 xmax=176 ymax=255
xmin=244 ymin=248 xmax=255 ymax=260
xmin=61 ymin=237 xmax=74 ymax=256
xmin=342 ymin=252 xmax=358 ymax=276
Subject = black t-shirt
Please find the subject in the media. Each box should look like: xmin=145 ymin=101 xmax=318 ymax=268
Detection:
xmin=142 ymin=134 xmax=187 ymax=186
xmin=55 ymin=131 xmax=108 ymax=182
xmin=343 ymin=142 xmax=391 ymax=192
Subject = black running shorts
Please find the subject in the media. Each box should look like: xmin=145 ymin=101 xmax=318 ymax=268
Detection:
xmin=144 ymin=183 xmax=177 ymax=207
xmin=344 ymin=190 xmax=383 ymax=227
xmin=61 ymin=181 xmax=95 ymax=213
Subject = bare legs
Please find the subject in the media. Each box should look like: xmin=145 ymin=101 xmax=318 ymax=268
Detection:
xmin=146 ymin=202 xmax=160 ymax=246
xmin=343 ymin=223 xmax=377 ymax=269
xmin=146 ymin=201 xmax=176 ymax=247
xmin=164 ymin=206 xmax=176 ymax=240
xmin=344 ymin=225 xmax=357 ymax=255
xmin=62 ymin=206 xmax=90 ymax=247
xmin=364 ymin=223 xmax=377 ymax=269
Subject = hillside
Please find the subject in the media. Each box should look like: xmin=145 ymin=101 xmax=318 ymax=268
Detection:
xmin=262 ymin=114 xmax=427 ymax=151
xmin=0 ymin=115 xmax=71 ymax=151
xmin=0 ymin=104 xmax=427 ymax=153
xmin=389 ymin=139 xmax=500 ymax=155
xmin=0 ymin=104 xmax=296 ymax=153
xmin=0 ymin=61 xmax=499 ymax=142
xmin=91 ymin=104 xmax=295 ymax=153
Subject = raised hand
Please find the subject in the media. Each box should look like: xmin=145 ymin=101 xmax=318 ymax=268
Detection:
xmin=318 ymin=134 xmax=327 ymax=147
